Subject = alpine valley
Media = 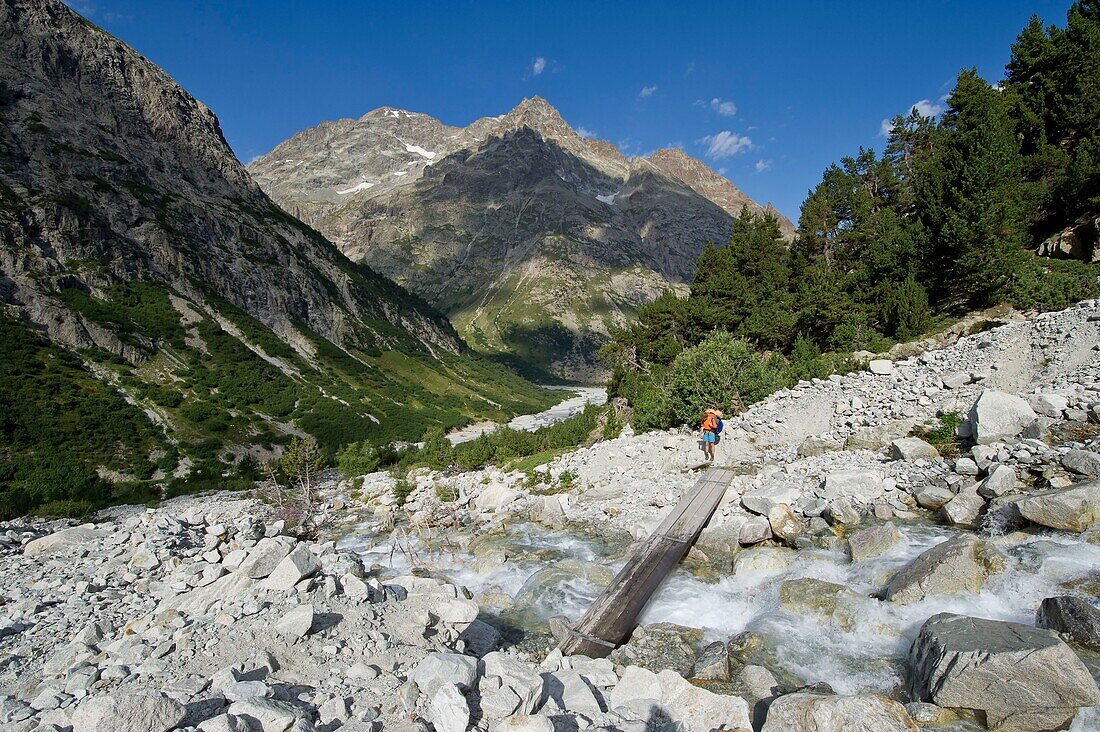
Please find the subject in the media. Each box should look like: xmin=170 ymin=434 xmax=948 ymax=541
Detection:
xmin=249 ymin=98 xmax=793 ymax=380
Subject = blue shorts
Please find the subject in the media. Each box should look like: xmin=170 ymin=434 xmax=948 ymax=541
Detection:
xmin=703 ymin=432 xmax=717 ymax=443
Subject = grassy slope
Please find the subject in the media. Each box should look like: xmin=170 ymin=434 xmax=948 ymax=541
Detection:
xmin=0 ymin=282 xmax=556 ymax=517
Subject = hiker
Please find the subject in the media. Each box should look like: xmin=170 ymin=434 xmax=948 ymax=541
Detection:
xmin=700 ymin=408 xmax=724 ymax=462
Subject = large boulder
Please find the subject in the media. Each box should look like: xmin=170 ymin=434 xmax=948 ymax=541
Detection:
xmin=607 ymin=665 xmax=751 ymax=732
xmin=261 ymin=543 xmax=321 ymax=591
xmin=884 ymin=534 xmax=1003 ymax=604
xmin=24 ymin=525 xmax=110 ymax=559
xmin=941 ymin=483 xmax=986 ymax=529
xmin=1037 ymin=595 xmax=1100 ymax=650
xmin=237 ymin=537 xmax=296 ymax=579
xmin=909 ymin=613 xmax=1100 ymax=732
xmin=1062 ymin=449 xmax=1100 ymax=477
xmin=410 ymin=652 xmax=479 ymax=697
xmin=1016 ymin=481 xmax=1100 ymax=532
xmin=71 ymin=691 xmax=185 ymax=732
xmin=608 ymin=623 xmax=701 ymax=678
xmin=820 ymin=471 xmax=884 ymax=502
xmin=848 ymin=523 xmax=904 ymax=562
xmin=762 ymin=692 xmax=918 ymax=731
xmin=968 ymin=391 xmax=1037 ymax=444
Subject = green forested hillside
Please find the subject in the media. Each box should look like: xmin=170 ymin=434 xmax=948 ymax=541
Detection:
xmin=603 ymin=2 xmax=1100 ymax=428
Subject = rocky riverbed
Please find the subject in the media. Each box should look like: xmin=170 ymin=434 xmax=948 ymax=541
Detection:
xmin=4 ymin=302 xmax=1100 ymax=731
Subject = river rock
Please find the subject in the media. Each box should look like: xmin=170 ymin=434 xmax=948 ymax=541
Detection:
xmin=1063 ymin=449 xmax=1100 ymax=477
xmin=691 ymin=641 xmax=730 ymax=682
xmin=761 ymin=692 xmax=918 ymax=731
xmin=656 ymin=668 xmax=751 ymax=732
xmin=766 ymin=503 xmax=801 ymax=541
xmin=848 ymin=522 xmax=903 ymax=562
xmin=608 ymin=623 xmax=701 ymax=677
xmin=739 ymin=516 xmax=772 ymax=545
xmin=909 ymin=613 xmax=1100 ymax=732
xmin=482 ymin=651 xmax=544 ymax=715
xmin=475 ymin=483 xmax=520 ymax=512
xmin=824 ymin=498 xmax=861 ymax=526
xmin=884 ymin=534 xmax=1003 ymax=604
xmin=915 ymin=485 xmax=955 ymax=510
xmin=71 ymin=691 xmax=185 ymax=732
xmin=731 ymin=665 xmax=779 ymax=730
xmin=978 ymin=464 xmax=1017 ymax=498
xmin=1016 ymin=481 xmax=1100 ymax=531
xmin=410 ymin=652 xmax=479 ymax=697
xmin=969 ymin=390 xmax=1037 ymax=444
xmin=890 ymin=437 xmax=939 ymax=460
xmin=428 ymin=684 xmax=469 ymax=732
xmin=544 ymin=670 xmax=602 ymax=715
xmin=727 ymin=632 xmax=805 ymax=690
xmin=941 ymin=483 xmax=985 ymax=528
xmin=778 ymin=578 xmax=860 ymax=629
xmin=820 ymin=471 xmax=884 ymax=502
xmin=1037 ymin=595 xmax=1100 ymax=650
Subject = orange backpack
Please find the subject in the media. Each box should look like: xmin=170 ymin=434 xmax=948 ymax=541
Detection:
xmin=701 ymin=413 xmax=718 ymax=432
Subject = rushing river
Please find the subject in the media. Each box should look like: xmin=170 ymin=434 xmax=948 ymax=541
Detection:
xmin=447 ymin=387 xmax=607 ymax=445
xmin=336 ymin=518 xmax=1100 ymax=699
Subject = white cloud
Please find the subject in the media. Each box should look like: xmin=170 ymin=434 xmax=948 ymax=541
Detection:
xmin=575 ymin=126 xmax=597 ymax=140
xmin=708 ymin=98 xmax=737 ymax=116
xmin=531 ymin=57 xmax=547 ymax=76
xmin=755 ymin=159 xmax=772 ymax=172
xmin=698 ymin=131 xmax=753 ymax=158
xmin=880 ymin=98 xmax=945 ymax=136
xmin=912 ymin=99 xmax=944 ymax=117
xmin=639 ymin=85 xmax=658 ymax=98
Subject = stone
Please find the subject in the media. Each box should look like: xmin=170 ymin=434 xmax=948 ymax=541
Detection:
xmin=275 ymin=604 xmax=315 ymax=639
xmin=428 ymin=684 xmax=469 ymax=732
xmin=261 ymin=544 xmax=321 ymax=590
xmin=1017 ymin=481 xmax=1100 ymax=531
xmin=766 ymin=503 xmax=801 ymax=541
xmin=1037 ymin=595 xmax=1100 ymax=650
xmin=607 ymin=665 xmax=662 ymax=719
xmin=884 ymin=534 xmax=1003 ymax=604
xmin=656 ymin=668 xmax=752 ymax=732
xmin=762 ymin=693 xmax=918 ymax=731
xmin=197 ymin=714 xmax=258 ymax=732
xmin=475 ymin=483 xmax=520 ymax=512
xmin=544 ymin=670 xmax=602 ymax=715
xmin=237 ymin=537 xmax=295 ymax=579
xmin=410 ymin=653 xmax=479 ymax=697
xmin=954 ymin=457 xmax=980 ymax=476
xmin=903 ymin=702 xmax=954 ymax=726
xmin=434 ymin=597 xmax=479 ymax=626
xmin=481 ymin=651 xmax=544 ymax=715
xmin=778 ymin=577 xmax=860 ymax=629
xmin=227 ymin=698 xmax=302 ymax=732
xmin=738 ymin=516 xmax=772 ymax=545
xmin=848 ymin=522 xmax=904 ymax=562
xmin=730 ymin=665 xmax=779 ymax=731
xmin=798 ymin=436 xmax=842 ymax=458
xmin=824 ymin=498 xmax=861 ymax=526
xmin=969 ymin=390 xmax=1038 ymax=444
xmin=317 ymin=697 xmax=350 ymax=725
xmin=910 ymin=613 xmax=1100 ymax=732
xmin=869 ymin=359 xmax=893 ymax=375
xmin=691 ymin=641 xmax=730 ymax=682
xmin=24 ymin=525 xmax=109 ymax=559
xmin=71 ymin=691 xmax=185 ymax=732
xmin=608 ymin=623 xmax=700 ymax=678
xmin=914 ymin=485 xmax=955 ymax=510
xmin=978 ymin=464 xmax=1017 ymax=498
xmin=846 ymin=420 xmax=916 ymax=451
xmin=1063 ymin=449 xmax=1100 ymax=477
xmin=1029 ymin=393 xmax=1069 ymax=418
xmin=821 ymin=471 xmax=884 ymax=502
xmin=942 ymin=372 xmax=971 ymax=389
xmin=890 ymin=437 xmax=939 ymax=460
xmin=128 ymin=548 xmax=160 ymax=571
xmin=941 ymin=483 xmax=985 ymax=529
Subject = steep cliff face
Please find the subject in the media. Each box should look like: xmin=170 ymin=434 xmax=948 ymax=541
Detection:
xmin=251 ymin=97 xmax=793 ymax=380
xmin=0 ymin=0 xmax=553 ymax=489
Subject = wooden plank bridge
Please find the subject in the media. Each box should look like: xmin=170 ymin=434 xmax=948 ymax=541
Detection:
xmin=556 ymin=466 xmax=736 ymax=657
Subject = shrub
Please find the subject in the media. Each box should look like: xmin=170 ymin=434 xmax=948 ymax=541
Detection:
xmin=393 ymin=479 xmax=414 ymax=506
xmin=336 ymin=440 xmax=381 ymax=477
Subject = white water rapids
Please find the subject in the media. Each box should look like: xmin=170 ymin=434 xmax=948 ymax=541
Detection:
xmin=337 ymin=519 xmax=1100 ymax=699
xmin=446 ymin=387 xmax=607 ymax=445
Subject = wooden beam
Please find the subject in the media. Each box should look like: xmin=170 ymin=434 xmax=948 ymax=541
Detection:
xmin=557 ymin=466 xmax=735 ymax=657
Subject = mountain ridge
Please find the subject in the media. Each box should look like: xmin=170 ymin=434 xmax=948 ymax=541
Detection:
xmin=251 ymin=97 xmax=794 ymax=379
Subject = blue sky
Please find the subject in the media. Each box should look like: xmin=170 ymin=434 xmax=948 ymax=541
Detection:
xmin=67 ymin=0 xmax=1072 ymax=222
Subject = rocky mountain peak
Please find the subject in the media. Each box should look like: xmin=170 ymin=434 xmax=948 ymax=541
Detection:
xmin=498 ymin=95 xmax=573 ymax=141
